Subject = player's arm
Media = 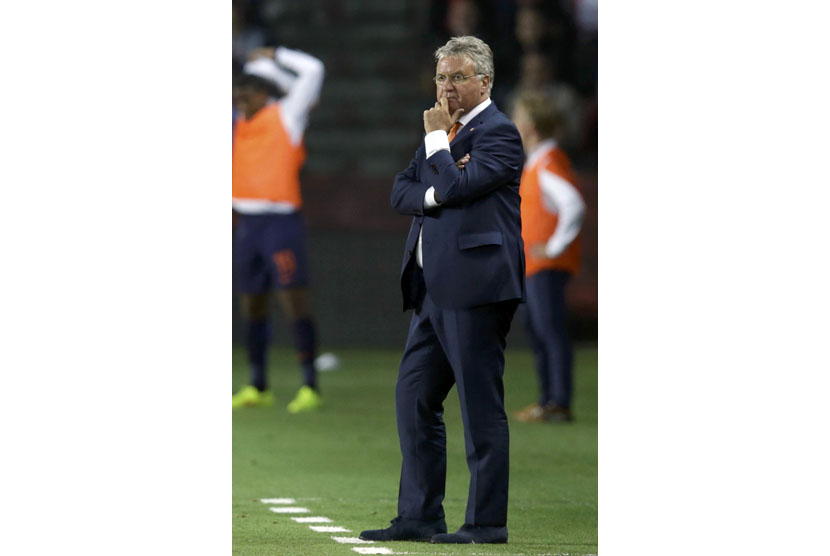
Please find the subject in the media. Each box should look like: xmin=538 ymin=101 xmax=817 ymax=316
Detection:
xmin=247 ymin=47 xmax=298 ymax=92
xmin=274 ymin=47 xmax=325 ymax=145
xmin=391 ymin=144 xmax=431 ymax=216
xmin=538 ymin=168 xmax=586 ymax=258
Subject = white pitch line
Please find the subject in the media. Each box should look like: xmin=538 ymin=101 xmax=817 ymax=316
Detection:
xmin=379 ymin=553 xmax=598 ymax=556
xmin=291 ymin=516 xmax=332 ymax=523
xmin=268 ymin=507 xmax=309 ymax=514
xmin=309 ymin=525 xmax=351 ymax=533
xmin=260 ymin=498 xmax=295 ymax=504
xmin=331 ymin=536 xmax=374 ymax=544
xmin=351 ymin=548 xmax=395 ymax=555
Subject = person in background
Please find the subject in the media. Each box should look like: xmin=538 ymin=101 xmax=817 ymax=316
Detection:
xmin=506 ymin=52 xmax=583 ymax=154
xmin=231 ymin=46 xmax=325 ymax=414
xmin=511 ymin=90 xmax=585 ymax=423
xmin=360 ymin=36 xmax=524 ymax=545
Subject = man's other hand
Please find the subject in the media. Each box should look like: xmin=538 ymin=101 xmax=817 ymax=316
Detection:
xmin=529 ymin=243 xmax=550 ymax=259
xmin=455 ymin=153 xmax=471 ymax=170
xmin=424 ymin=97 xmax=464 ymax=134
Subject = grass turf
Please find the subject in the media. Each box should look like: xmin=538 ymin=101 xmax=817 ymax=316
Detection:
xmin=233 ymin=345 xmax=597 ymax=555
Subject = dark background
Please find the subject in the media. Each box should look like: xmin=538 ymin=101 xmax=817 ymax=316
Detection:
xmin=232 ymin=0 xmax=598 ymax=348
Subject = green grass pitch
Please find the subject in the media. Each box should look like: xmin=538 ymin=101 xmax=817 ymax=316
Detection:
xmin=233 ymin=345 xmax=597 ymax=555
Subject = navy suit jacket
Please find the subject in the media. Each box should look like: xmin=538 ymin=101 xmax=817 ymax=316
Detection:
xmin=392 ymin=101 xmax=526 ymax=311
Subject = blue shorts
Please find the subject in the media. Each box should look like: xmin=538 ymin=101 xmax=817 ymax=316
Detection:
xmin=233 ymin=212 xmax=311 ymax=294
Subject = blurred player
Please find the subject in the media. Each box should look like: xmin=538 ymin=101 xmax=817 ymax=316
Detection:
xmin=232 ymin=46 xmax=325 ymax=413
xmin=511 ymin=91 xmax=585 ymax=422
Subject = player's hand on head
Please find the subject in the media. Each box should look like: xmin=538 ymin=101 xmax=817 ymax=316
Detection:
xmin=248 ymin=47 xmax=277 ymax=61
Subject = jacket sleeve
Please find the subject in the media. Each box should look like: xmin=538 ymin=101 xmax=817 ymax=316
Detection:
xmin=422 ymin=121 xmax=523 ymax=206
xmin=390 ymin=144 xmax=430 ymax=216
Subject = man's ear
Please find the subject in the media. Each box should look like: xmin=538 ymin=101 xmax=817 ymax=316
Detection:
xmin=480 ymin=75 xmax=490 ymax=94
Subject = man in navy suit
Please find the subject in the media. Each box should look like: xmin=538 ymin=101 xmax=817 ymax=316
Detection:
xmin=360 ymin=36 xmax=525 ymax=545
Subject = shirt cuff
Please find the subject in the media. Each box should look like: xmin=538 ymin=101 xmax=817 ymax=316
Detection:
xmin=424 ymin=186 xmax=441 ymax=209
xmin=425 ymin=130 xmax=450 ymax=159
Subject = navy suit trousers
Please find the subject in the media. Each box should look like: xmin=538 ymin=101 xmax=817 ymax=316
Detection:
xmin=395 ymin=271 xmax=518 ymax=527
xmin=524 ymin=269 xmax=573 ymax=408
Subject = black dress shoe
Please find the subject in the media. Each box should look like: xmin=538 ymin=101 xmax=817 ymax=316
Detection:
xmin=359 ymin=516 xmax=447 ymax=542
xmin=430 ymin=524 xmax=508 ymax=544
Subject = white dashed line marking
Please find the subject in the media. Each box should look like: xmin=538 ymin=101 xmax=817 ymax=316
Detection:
xmin=309 ymin=525 xmax=351 ymax=533
xmin=351 ymin=548 xmax=395 ymax=555
xmin=260 ymin=498 xmax=295 ymax=504
xmin=291 ymin=516 xmax=333 ymax=523
xmin=331 ymin=536 xmax=374 ymax=544
xmin=268 ymin=506 xmax=309 ymax=514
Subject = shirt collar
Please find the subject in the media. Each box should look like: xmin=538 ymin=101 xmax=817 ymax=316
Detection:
xmin=457 ymin=97 xmax=492 ymax=127
xmin=526 ymin=138 xmax=558 ymax=167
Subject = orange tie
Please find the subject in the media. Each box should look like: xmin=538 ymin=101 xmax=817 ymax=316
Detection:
xmin=447 ymin=122 xmax=462 ymax=143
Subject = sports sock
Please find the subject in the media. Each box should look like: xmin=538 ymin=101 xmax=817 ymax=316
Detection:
xmin=292 ymin=317 xmax=317 ymax=390
xmin=247 ymin=319 xmax=270 ymax=391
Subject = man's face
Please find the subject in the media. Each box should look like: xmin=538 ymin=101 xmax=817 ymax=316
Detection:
xmin=435 ymin=55 xmax=490 ymax=115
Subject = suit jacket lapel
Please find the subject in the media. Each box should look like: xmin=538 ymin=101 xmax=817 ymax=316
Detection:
xmin=452 ymin=101 xmax=499 ymax=151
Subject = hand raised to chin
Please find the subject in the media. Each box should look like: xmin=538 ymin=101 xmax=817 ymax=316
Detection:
xmin=424 ymin=97 xmax=464 ymax=134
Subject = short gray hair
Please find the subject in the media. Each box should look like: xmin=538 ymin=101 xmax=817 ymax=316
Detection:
xmin=434 ymin=36 xmax=494 ymax=94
